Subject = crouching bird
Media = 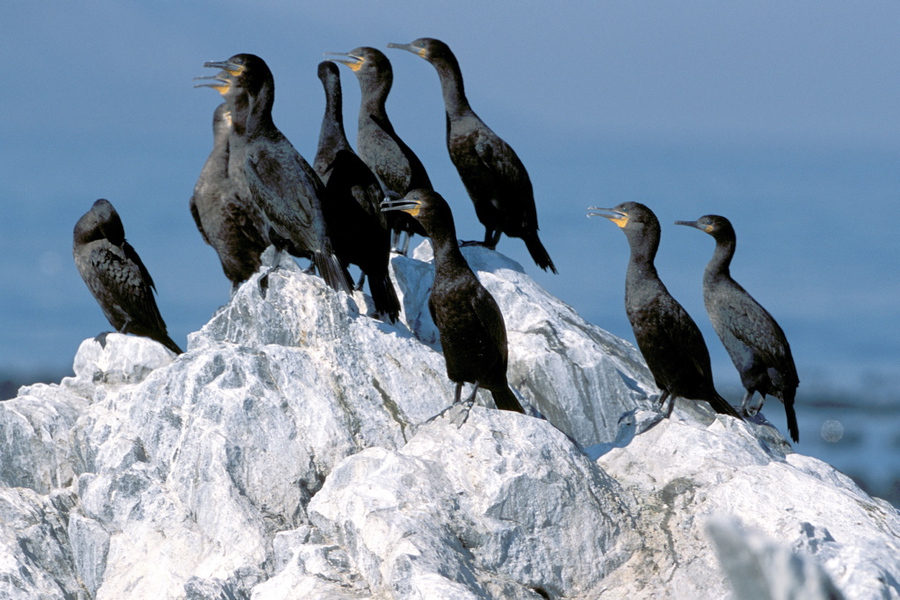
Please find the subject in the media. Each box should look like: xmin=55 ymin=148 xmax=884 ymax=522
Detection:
xmin=73 ymin=199 xmax=183 ymax=355
xmin=676 ymin=214 xmax=799 ymax=442
xmin=589 ymin=202 xmax=740 ymax=420
xmin=383 ymin=189 xmax=525 ymax=421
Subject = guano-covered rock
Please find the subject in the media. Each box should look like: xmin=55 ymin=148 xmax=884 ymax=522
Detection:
xmin=1 ymin=242 xmax=898 ymax=599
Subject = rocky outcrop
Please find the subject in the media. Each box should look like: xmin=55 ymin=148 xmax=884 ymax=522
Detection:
xmin=1 ymin=243 xmax=898 ymax=599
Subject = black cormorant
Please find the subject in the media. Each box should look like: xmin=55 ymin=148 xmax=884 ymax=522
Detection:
xmin=588 ymin=202 xmax=740 ymax=419
xmin=388 ymin=38 xmax=557 ymax=274
xmin=73 ymin=199 xmax=183 ymax=355
xmin=314 ymin=61 xmax=400 ymax=322
xmin=383 ymin=189 xmax=525 ymax=417
xmin=201 ymin=53 xmax=352 ymax=294
xmin=327 ymin=47 xmax=430 ymax=254
xmin=676 ymin=215 xmax=799 ymax=442
xmin=189 ymin=102 xmax=268 ymax=294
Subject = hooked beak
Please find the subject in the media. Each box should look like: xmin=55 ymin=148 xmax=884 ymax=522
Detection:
xmin=203 ymin=60 xmax=245 ymax=76
xmin=386 ymin=42 xmax=425 ymax=58
xmin=587 ymin=206 xmax=629 ymax=228
xmin=675 ymin=219 xmax=713 ymax=233
xmin=324 ymin=52 xmax=364 ymax=71
xmin=381 ymin=197 xmax=421 ymax=216
xmin=193 ymin=73 xmax=231 ymax=92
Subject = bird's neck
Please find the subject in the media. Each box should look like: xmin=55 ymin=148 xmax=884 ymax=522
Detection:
xmin=207 ymin=133 xmax=230 ymax=178
xmin=319 ymin=87 xmax=351 ymax=153
xmin=431 ymin=56 xmax=472 ymax=119
xmin=704 ymin=237 xmax=735 ymax=284
xmin=359 ymin=78 xmax=390 ymax=118
xmin=625 ymin=240 xmax=662 ymax=292
xmin=430 ymin=226 xmax=466 ymax=275
xmin=247 ymin=82 xmax=276 ymax=136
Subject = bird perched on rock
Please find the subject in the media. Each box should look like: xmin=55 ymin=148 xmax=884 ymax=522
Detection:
xmin=314 ymin=61 xmax=400 ymax=323
xmin=387 ymin=37 xmax=556 ymax=274
xmin=200 ymin=53 xmax=352 ymax=294
xmin=327 ymin=47 xmax=430 ymax=254
xmin=189 ymin=102 xmax=268 ymax=294
xmin=676 ymin=214 xmax=799 ymax=442
xmin=383 ymin=189 xmax=525 ymax=420
xmin=73 ymin=199 xmax=183 ymax=355
xmin=589 ymin=202 xmax=740 ymax=420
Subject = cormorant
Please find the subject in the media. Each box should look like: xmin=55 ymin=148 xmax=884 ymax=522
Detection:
xmin=588 ymin=202 xmax=740 ymax=419
xmin=201 ymin=53 xmax=352 ymax=294
xmin=314 ymin=61 xmax=400 ymax=323
xmin=327 ymin=47 xmax=430 ymax=254
xmin=676 ymin=215 xmax=799 ymax=442
xmin=73 ymin=199 xmax=183 ymax=355
xmin=383 ymin=189 xmax=525 ymax=418
xmin=388 ymin=38 xmax=557 ymax=274
xmin=189 ymin=102 xmax=268 ymax=294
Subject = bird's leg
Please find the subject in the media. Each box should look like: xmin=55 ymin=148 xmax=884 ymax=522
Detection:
xmin=461 ymin=228 xmax=501 ymax=249
xmin=390 ymin=230 xmax=401 ymax=253
xmin=657 ymin=391 xmax=675 ymax=418
xmin=258 ymin=248 xmax=284 ymax=298
xmin=450 ymin=383 xmax=480 ymax=428
xmin=485 ymin=228 xmax=502 ymax=250
xmin=400 ymin=232 xmax=412 ymax=256
xmin=740 ymin=390 xmax=764 ymax=417
xmin=117 ymin=316 xmax=133 ymax=335
xmin=424 ymin=382 xmax=477 ymax=427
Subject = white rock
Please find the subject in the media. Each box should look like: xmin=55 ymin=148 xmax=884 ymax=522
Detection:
xmin=309 ymin=407 xmax=638 ymax=599
xmin=0 ymin=244 xmax=897 ymax=600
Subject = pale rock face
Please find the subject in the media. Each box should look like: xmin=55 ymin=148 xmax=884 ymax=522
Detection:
xmin=0 ymin=243 xmax=898 ymax=600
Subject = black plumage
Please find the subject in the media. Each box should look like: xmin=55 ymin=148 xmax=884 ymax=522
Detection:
xmin=383 ymin=189 xmax=525 ymax=416
xmin=676 ymin=215 xmax=799 ymax=442
xmin=189 ymin=103 xmax=268 ymax=294
xmin=73 ymin=199 xmax=183 ymax=355
xmin=589 ymin=202 xmax=740 ymax=419
xmin=202 ymin=53 xmax=352 ymax=294
xmin=327 ymin=47 xmax=430 ymax=254
xmin=388 ymin=38 xmax=556 ymax=273
xmin=314 ymin=61 xmax=400 ymax=323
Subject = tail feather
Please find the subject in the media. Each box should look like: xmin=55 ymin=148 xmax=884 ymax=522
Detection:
xmin=490 ymin=384 xmax=526 ymax=414
xmin=367 ymin=269 xmax=401 ymax=323
xmin=314 ymin=251 xmax=353 ymax=294
xmin=783 ymin=391 xmax=800 ymax=443
xmin=709 ymin=394 xmax=743 ymax=420
xmin=522 ymin=231 xmax=557 ymax=274
xmin=154 ymin=333 xmax=183 ymax=355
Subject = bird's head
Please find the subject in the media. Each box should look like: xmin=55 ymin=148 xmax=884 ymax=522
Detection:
xmin=675 ymin=214 xmax=735 ymax=241
xmin=588 ymin=202 xmax=661 ymax=249
xmin=387 ymin=38 xmax=449 ymax=61
xmin=198 ymin=54 xmax=271 ymax=98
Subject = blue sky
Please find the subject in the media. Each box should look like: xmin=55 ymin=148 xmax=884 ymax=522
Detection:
xmin=1 ymin=1 xmax=898 ymax=396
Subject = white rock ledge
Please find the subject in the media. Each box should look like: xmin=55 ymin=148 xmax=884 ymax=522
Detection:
xmin=0 ymin=243 xmax=897 ymax=599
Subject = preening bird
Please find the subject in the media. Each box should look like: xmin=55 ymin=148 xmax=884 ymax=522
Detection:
xmin=589 ymin=202 xmax=740 ymax=420
xmin=189 ymin=102 xmax=268 ymax=294
xmin=200 ymin=53 xmax=352 ymax=294
xmin=383 ymin=189 xmax=525 ymax=420
xmin=314 ymin=61 xmax=400 ymax=323
xmin=327 ymin=46 xmax=430 ymax=254
xmin=73 ymin=199 xmax=182 ymax=355
xmin=676 ymin=214 xmax=799 ymax=442
xmin=387 ymin=37 xmax=556 ymax=273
